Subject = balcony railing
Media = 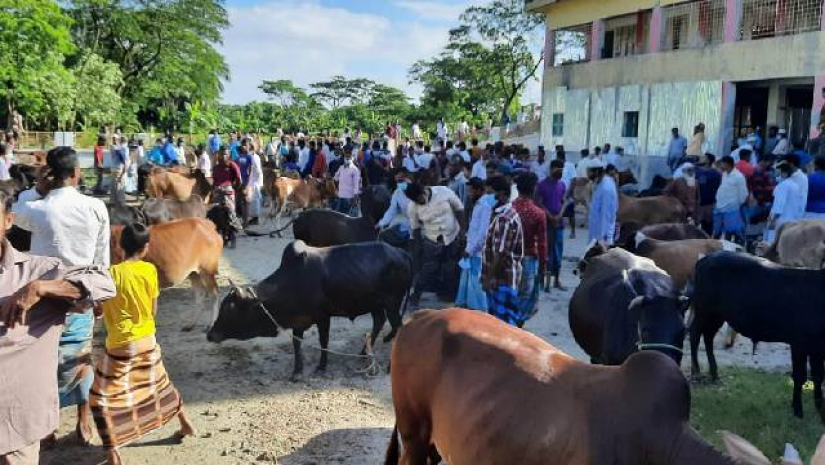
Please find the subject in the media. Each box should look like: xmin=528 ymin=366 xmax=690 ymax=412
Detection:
xmin=662 ymin=0 xmax=726 ymax=51
xmin=741 ymin=0 xmax=823 ymax=40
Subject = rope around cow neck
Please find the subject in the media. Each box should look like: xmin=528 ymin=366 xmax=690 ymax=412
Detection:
xmin=251 ymin=297 xmax=383 ymax=377
xmin=636 ymin=342 xmax=684 ymax=354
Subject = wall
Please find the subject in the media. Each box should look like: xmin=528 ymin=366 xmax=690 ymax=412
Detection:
xmin=544 ymin=31 xmax=825 ymax=90
xmin=531 ymin=0 xmax=685 ymax=29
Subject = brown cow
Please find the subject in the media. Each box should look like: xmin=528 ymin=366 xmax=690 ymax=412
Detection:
xmin=141 ymin=195 xmax=208 ymax=225
xmin=386 ymin=309 xmax=759 ymax=465
xmin=111 ymin=217 xmax=222 ymax=331
xmin=269 ymin=176 xmax=335 ymax=227
xmin=634 ymin=233 xmax=742 ymax=290
xmin=618 ymin=193 xmax=686 ymax=227
xmin=762 ymin=220 xmax=825 ymax=269
xmin=616 ymin=222 xmax=709 ymax=252
xmin=145 ymin=167 xmax=211 ymax=203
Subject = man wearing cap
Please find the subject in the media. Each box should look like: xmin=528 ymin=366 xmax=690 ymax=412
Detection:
xmin=664 ymin=162 xmax=700 ymax=222
xmin=587 ymin=160 xmax=618 ymax=245
xmin=713 ymin=156 xmax=749 ymax=242
xmin=773 ymin=129 xmax=790 ymax=157
xmin=11 ymin=146 xmax=111 ymax=446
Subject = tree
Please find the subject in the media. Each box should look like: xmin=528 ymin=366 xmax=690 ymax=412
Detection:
xmin=310 ymin=76 xmax=376 ymax=109
xmin=259 ymin=79 xmax=310 ymax=107
xmin=72 ymin=52 xmax=122 ymax=129
xmin=0 ymin=0 xmax=75 ymax=128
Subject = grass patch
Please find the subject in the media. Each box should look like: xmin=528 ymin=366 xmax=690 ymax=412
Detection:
xmin=691 ymin=368 xmax=824 ymax=460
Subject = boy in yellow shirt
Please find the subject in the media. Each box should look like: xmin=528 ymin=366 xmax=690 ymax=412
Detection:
xmin=90 ymin=223 xmax=195 ymax=465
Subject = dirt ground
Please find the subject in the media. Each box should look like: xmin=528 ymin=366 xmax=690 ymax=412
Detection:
xmin=42 ymin=228 xmax=792 ymax=465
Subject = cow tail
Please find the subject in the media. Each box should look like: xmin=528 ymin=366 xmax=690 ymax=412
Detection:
xmin=384 ymin=424 xmax=400 ymax=465
xmin=267 ymin=217 xmax=298 ymax=238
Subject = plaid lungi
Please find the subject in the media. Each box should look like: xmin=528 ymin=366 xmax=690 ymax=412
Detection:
xmin=487 ymin=285 xmax=523 ymax=327
xmin=90 ymin=337 xmax=182 ymax=448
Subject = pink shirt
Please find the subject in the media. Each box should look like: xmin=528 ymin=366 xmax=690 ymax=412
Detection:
xmin=334 ymin=165 xmax=361 ymax=199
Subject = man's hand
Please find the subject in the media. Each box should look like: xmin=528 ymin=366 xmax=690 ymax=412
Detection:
xmin=0 ymin=281 xmax=42 ymax=329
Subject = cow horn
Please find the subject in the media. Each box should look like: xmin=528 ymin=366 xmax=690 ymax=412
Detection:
xmin=227 ymin=279 xmax=238 ymax=290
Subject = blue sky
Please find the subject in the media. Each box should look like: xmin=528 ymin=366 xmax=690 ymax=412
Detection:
xmin=219 ymin=0 xmax=542 ymax=105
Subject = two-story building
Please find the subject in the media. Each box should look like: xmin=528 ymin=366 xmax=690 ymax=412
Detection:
xmin=527 ymin=0 xmax=825 ymax=183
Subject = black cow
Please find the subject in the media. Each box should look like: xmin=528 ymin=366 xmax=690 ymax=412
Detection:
xmin=690 ymin=251 xmax=825 ymax=421
xmin=288 ymin=209 xmax=376 ymax=247
xmin=360 ymin=184 xmax=391 ymax=225
xmin=616 ymin=222 xmax=710 ymax=252
xmin=206 ymin=204 xmax=235 ymax=247
xmin=570 ymin=246 xmax=685 ymax=365
xmin=109 ymin=203 xmax=146 ymax=226
xmin=207 ymin=240 xmax=412 ymax=378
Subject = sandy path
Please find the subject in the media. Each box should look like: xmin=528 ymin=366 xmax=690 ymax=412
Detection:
xmin=42 ymin=229 xmax=791 ymax=464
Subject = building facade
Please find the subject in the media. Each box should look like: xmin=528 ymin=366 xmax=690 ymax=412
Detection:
xmin=527 ymin=0 xmax=825 ymax=183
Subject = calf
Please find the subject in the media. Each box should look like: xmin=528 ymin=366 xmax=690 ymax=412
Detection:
xmin=570 ymin=247 xmax=685 ymax=365
xmin=635 ymin=234 xmax=741 ymax=290
xmin=762 ymin=220 xmax=825 ymax=269
xmin=270 ymin=176 xmax=336 ymax=228
xmin=145 ymin=167 xmax=211 ymax=203
xmin=691 ymin=252 xmax=825 ymax=420
xmin=111 ymin=218 xmax=223 ymax=331
xmin=207 ymin=240 xmax=412 ymax=378
xmin=618 ymin=193 xmax=686 ymax=227
xmin=386 ymin=309 xmax=755 ymax=465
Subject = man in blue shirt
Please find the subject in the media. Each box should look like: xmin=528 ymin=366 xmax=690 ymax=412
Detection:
xmin=695 ymin=153 xmax=722 ymax=234
xmin=147 ymin=139 xmax=165 ymax=165
xmin=668 ymin=127 xmax=688 ymax=173
xmin=229 ymin=135 xmax=240 ymax=160
xmin=207 ymin=130 xmax=221 ymax=156
xmin=162 ymin=136 xmax=179 ymax=165
xmin=587 ymin=161 xmax=618 ymax=245
xmin=234 ymin=142 xmax=253 ymax=225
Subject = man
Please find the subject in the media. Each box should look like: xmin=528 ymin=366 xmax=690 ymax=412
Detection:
xmin=773 ymin=129 xmax=790 ymax=157
xmin=576 ymin=148 xmax=598 ymax=178
xmin=207 ymin=130 xmax=221 ymax=156
xmin=764 ymin=126 xmax=780 ymax=156
xmin=147 ymin=138 xmax=165 ymax=165
xmin=446 ymin=157 xmax=469 ymax=209
xmin=175 ymin=138 xmax=187 ymax=167
xmin=482 ymin=176 xmax=525 ymax=327
xmin=0 ymin=190 xmax=115 ymax=465
xmin=457 ymin=142 xmax=471 ymax=164
xmin=807 ymin=157 xmax=825 ymax=219
xmin=235 ymin=142 xmax=254 ymax=225
xmin=377 ymin=169 xmax=412 ymax=247
xmin=470 ymin=138 xmax=484 ymax=163
xmin=764 ymin=161 xmax=804 ymax=243
xmin=536 ymin=160 xmax=567 ymax=291
xmin=695 ymin=153 xmax=722 ymax=234
xmin=411 ymin=122 xmax=422 ymax=140
xmin=511 ymin=173 xmax=547 ymax=324
xmin=587 ymin=162 xmax=618 ymax=245
xmin=786 ymin=153 xmax=809 ymax=209
xmin=663 ymin=162 xmax=700 ymax=222
xmin=746 ymin=153 xmax=776 ymax=223
xmin=247 ymin=147 xmax=264 ymax=226
xmin=734 ymin=149 xmax=755 ymax=178
xmin=470 ymin=147 xmax=488 ymax=180
xmin=437 ymin=118 xmax=447 ymax=141
xmin=686 ymin=123 xmax=705 ymax=159
xmin=455 ymin=177 xmax=494 ymax=311
xmin=333 ymin=151 xmax=361 ymax=215
xmin=296 ymin=139 xmax=310 ymax=173
xmin=749 ymin=126 xmax=763 ymax=155
xmin=713 ymin=156 xmax=749 ymax=242
xmin=162 ymin=136 xmax=179 ymax=165
xmin=11 ymin=147 xmax=111 ymax=448
xmin=731 ymin=138 xmax=756 ymax=165
xmin=530 ymin=146 xmax=550 ymax=182
xmin=406 ymin=181 xmax=465 ymax=308
xmin=212 ymin=146 xmax=243 ymax=247
xmin=110 ymin=136 xmax=129 ymax=204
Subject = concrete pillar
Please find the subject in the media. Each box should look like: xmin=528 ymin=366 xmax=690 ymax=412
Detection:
xmin=546 ymin=24 xmax=556 ymax=67
xmin=767 ymin=83 xmax=781 ymax=128
xmin=724 ymin=0 xmax=743 ymax=42
xmin=648 ymin=6 xmax=664 ymax=53
xmin=720 ymin=82 xmax=737 ymax=156
xmin=811 ymin=76 xmax=825 ymax=138
xmin=590 ymin=19 xmax=605 ymax=61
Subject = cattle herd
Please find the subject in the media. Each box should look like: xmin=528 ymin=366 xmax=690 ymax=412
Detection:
xmin=7 ymin=152 xmax=825 ymax=464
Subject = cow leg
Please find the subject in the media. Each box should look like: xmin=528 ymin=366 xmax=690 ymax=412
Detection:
xmin=427 ymin=445 xmax=442 ymax=464
xmin=290 ymin=329 xmax=305 ymax=381
xmin=383 ymin=295 xmax=404 ymax=343
xmin=689 ymin=318 xmax=703 ymax=379
xmin=315 ymin=317 xmax=330 ymax=374
xmin=183 ymin=273 xmax=205 ymax=332
xmin=363 ymin=309 xmax=387 ymax=355
xmin=810 ymin=351 xmax=825 ymax=421
xmin=202 ymin=271 xmax=220 ymax=331
xmin=398 ymin=429 xmax=432 ymax=465
xmin=791 ymin=344 xmax=807 ymax=419
xmin=704 ymin=327 xmax=720 ymax=382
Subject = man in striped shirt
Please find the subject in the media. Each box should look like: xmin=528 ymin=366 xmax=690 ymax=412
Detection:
xmin=482 ymin=176 xmax=525 ymax=327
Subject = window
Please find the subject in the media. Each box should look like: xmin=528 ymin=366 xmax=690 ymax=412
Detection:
xmin=622 ymin=111 xmax=639 ymax=138
xmin=552 ymin=113 xmax=564 ymax=136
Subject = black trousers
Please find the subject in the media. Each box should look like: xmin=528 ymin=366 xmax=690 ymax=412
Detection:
xmin=412 ymin=236 xmax=460 ymax=302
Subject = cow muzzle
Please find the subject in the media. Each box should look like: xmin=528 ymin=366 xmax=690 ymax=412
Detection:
xmin=206 ymin=330 xmax=224 ymax=343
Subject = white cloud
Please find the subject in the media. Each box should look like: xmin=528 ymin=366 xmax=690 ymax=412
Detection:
xmin=219 ymin=1 xmax=454 ymax=104
xmin=393 ymin=1 xmax=471 ymax=22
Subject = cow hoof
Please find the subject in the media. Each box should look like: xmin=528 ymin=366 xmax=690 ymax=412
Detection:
xmin=314 ymin=366 xmax=327 ymax=375
xmin=690 ymin=374 xmax=706 ymax=384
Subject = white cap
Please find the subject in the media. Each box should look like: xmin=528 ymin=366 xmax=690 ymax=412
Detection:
xmin=588 ymin=160 xmax=606 ymax=169
xmin=778 ymin=128 xmax=787 ymax=135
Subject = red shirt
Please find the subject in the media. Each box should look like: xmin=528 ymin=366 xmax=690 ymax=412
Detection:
xmin=311 ymin=151 xmax=327 ymax=178
xmin=94 ymin=145 xmax=104 ymax=167
xmin=735 ymin=160 xmax=754 ymax=179
xmin=512 ymin=197 xmax=548 ymax=265
xmin=213 ymin=161 xmax=241 ymax=188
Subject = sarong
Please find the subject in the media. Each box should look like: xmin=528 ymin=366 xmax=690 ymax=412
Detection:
xmin=486 ymin=285 xmax=522 ymax=327
xmin=455 ymin=256 xmax=487 ymax=311
xmin=90 ymin=337 xmax=182 ymax=448
xmin=516 ymin=257 xmax=541 ymax=321
xmin=713 ymin=209 xmax=744 ymax=237
xmin=547 ymin=226 xmax=564 ymax=277
xmin=58 ymin=311 xmax=94 ymax=407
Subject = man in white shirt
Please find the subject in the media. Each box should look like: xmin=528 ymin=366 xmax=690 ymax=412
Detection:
xmin=786 ymin=153 xmax=809 ymax=209
xmin=377 ymin=169 xmax=412 ymax=246
xmin=405 ymin=182 xmax=465 ymax=308
xmin=297 ymin=139 xmax=310 ymax=172
xmin=772 ymin=129 xmax=790 ymax=157
xmin=529 ymin=146 xmax=550 ymax=182
xmin=712 ymin=155 xmax=749 ymax=242
xmin=437 ymin=119 xmax=447 ymax=141
xmin=414 ymin=147 xmax=435 ymax=172
xmin=412 ymin=123 xmax=422 ymax=140
xmin=764 ymin=161 xmax=804 ymax=243
xmin=247 ymin=149 xmax=264 ymax=225
xmin=457 ymin=142 xmax=471 ymax=164
xmin=12 ymin=146 xmax=110 ymax=447
xmin=197 ymin=144 xmax=212 ymax=179
xmin=576 ymin=148 xmax=599 ymax=178
xmin=0 ymin=144 xmax=10 ymax=181
xmin=471 ymin=151 xmax=488 ymax=180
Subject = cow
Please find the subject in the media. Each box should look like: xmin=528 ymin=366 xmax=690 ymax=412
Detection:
xmin=360 ymin=184 xmax=392 ymax=225
xmin=762 ymin=220 xmax=825 ymax=269
xmin=690 ymin=252 xmax=825 ymax=420
xmin=145 ymin=167 xmax=211 ymax=203
xmin=272 ymin=209 xmax=377 ymax=246
xmin=111 ymin=218 xmax=223 ymax=331
xmin=385 ymin=309 xmax=759 ymax=465
xmin=207 ymin=240 xmax=412 ymax=379
xmin=570 ymin=246 xmax=685 ymax=365
xmin=618 ymin=193 xmax=687 ymax=227
xmin=108 ymin=203 xmax=146 ymax=226
xmin=616 ymin=222 xmax=709 ymax=252
xmin=568 ymin=177 xmax=593 ymax=229
xmin=634 ymin=234 xmax=741 ymax=290
xmin=269 ymin=176 xmax=336 ymax=228
xmin=141 ymin=195 xmax=208 ymax=225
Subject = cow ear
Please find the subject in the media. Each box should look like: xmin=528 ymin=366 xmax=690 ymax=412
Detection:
xmin=721 ymin=432 xmax=771 ymax=465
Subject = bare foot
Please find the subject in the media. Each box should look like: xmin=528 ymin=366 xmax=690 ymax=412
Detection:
xmin=106 ymin=448 xmax=123 ymax=465
xmin=76 ymin=402 xmax=94 ymax=446
xmin=177 ymin=410 xmax=197 ymax=438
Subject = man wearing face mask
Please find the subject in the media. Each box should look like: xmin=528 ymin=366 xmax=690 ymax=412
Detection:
xmin=333 ymin=152 xmax=361 ymax=216
xmin=764 ymin=161 xmax=804 ymax=243
xmin=456 ymin=177 xmax=495 ymax=311
xmin=713 ymin=156 xmax=749 ymax=242
xmin=377 ymin=169 xmax=412 ymax=247
xmin=536 ymin=160 xmax=567 ymax=291
xmin=587 ymin=161 xmax=618 ymax=245
xmin=405 ymin=180 xmax=465 ymax=308
xmin=663 ymin=162 xmax=700 ymax=223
